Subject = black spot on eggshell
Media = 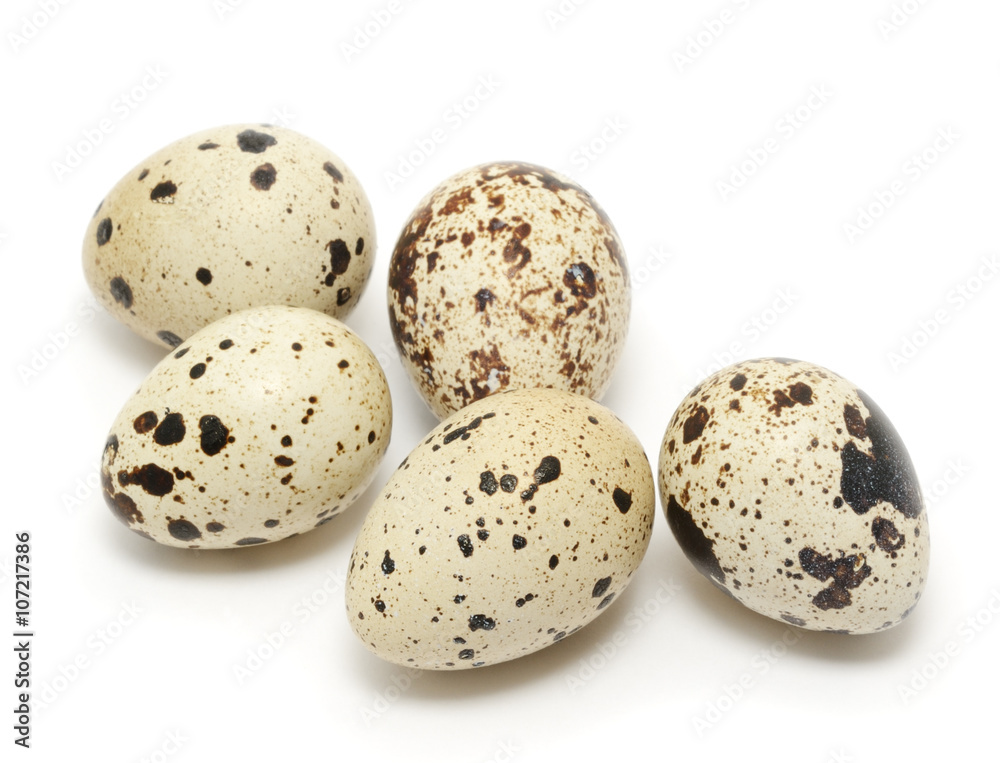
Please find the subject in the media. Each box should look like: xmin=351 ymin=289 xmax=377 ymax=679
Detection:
xmin=798 ymin=547 xmax=871 ymax=610
xmin=443 ymin=416 xmax=483 ymax=445
xmin=105 ymin=491 xmax=142 ymax=526
xmin=479 ymin=471 xmax=498 ymax=495
xmin=474 ymin=288 xmax=495 ymax=313
xmin=236 ymin=129 xmax=276 ymax=153
xmin=781 ymin=614 xmax=807 ymax=626
xmin=666 ymin=494 xmax=725 ymax=584
xmin=96 ymin=217 xmax=113 ymax=246
xmin=264 ymin=519 xmax=279 ymax=528
xmin=206 ymin=522 xmax=225 ymax=533
xmin=381 ymin=550 xmax=396 ymax=575
xmin=150 ymin=181 xmax=177 ymax=202
xmin=199 ymin=415 xmax=230 ymax=456
xmin=189 ymin=363 xmax=206 ymax=379
xmin=563 ymin=262 xmax=597 ymax=299
xmin=613 ymin=487 xmax=632 ymax=514
xmin=250 ymin=163 xmax=277 ymax=190
xmin=109 ymin=277 xmax=133 ymax=309
xmin=730 ymin=373 xmax=747 ymax=391
xmin=197 ymin=141 xmax=219 ymax=150
xmin=153 ymin=412 xmax=185 ymax=446
xmin=235 ymin=537 xmax=268 ymax=546
xmin=168 ymin=519 xmax=202 ymax=541
xmin=512 ymin=534 xmax=527 ymax=550
xmin=219 ymin=339 xmax=233 ymax=350
xmin=872 ymin=517 xmax=905 ymax=554
xmin=468 ymin=614 xmax=495 ymax=631
xmin=549 ymin=555 xmax=559 ymax=569
xmin=158 ymin=331 xmax=182 ymax=348
xmin=533 ymin=456 xmax=561 ymax=485
xmin=457 ymin=534 xmax=474 ymax=557
xmin=840 ymin=390 xmax=923 ymax=519
xmin=133 ymin=411 xmax=158 ymax=434
xmin=323 ymin=161 xmax=344 ymax=182
xmin=683 ymin=406 xmax=710 ymax=444
xmin=196 ymin=267 xmax=213 ymax=285
xmin=500 ymin=474 xmax=517 ymax=492
xmin=118 ymin=463 xmax=174 ymax=496
xmin=592 ymin=576 xmax=612 ymax=598
xmin=137 ymin=169 xmax=149 ymax=181
xmin=337 ymin=287 xmax=352 ymax=306
xmin=843 ymin=403 xmax=867 ymax=439
xmin=597 ymin=593 xmax=615 ymax=610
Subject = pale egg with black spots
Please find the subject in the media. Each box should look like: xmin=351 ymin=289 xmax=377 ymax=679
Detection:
xmin=346 ymin=387 xmax=654 ymax=669
xmin=387 ymin=161 xmax=631 ymax=419
xmin=100 ymin=305 xmax=391 ymax=549
xmin=658 ymin=357 xmax=929 ymax=634
xmin=83 ymin=124 xmax=375 ymax=348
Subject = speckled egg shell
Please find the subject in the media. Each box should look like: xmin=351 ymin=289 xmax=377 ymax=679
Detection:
xmin=658 ymin=358 xmax=929 ymax=634
xmin=101 ymin=305 xmax=391 ymax=549
xmin=83 ymin=124 xmax=375 ymax=348
xmin=345 ymin=387 xmax=654 ymax=670
xmin=387 ymin=161 xmax=631 ymax=420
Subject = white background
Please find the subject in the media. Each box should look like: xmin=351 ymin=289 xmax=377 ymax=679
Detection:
xmin=3 ymin=0 xmax=998 ymax=760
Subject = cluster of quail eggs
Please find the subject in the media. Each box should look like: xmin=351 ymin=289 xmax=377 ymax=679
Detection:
xmin=86 ymin=124 xmax=929 ymax=672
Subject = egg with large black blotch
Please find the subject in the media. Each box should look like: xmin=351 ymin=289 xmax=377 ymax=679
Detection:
xmin=100 ymin=305 xmax=392 ymax=549
xmin=346 ymin=388 xmax=655 ymax=669
xmin=83 ymin=124 xmax=375 ymax=348
xmin=658 ymin=357 xmax=929 ymax=634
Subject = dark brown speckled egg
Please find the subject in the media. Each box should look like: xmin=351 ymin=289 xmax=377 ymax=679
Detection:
xmin=387 ymin=161 xmax=631 ymax=419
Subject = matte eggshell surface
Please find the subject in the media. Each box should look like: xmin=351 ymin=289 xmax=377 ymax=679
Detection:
xmin=346 ymin=387 xmax=654 ymax=670
xmin=101 ymin=306 xmax=392 ymax=549
xmin=83 ymin=124 xmax=375 ymax=348
xmin=387 ymin=161 xmax=631 ymax=419
xmin=658 ymin=358 xmax=929 ymax=634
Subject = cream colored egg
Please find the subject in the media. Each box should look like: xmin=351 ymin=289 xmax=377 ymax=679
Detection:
xmin=658 ymin=358 xmax=929 ymax=633
xmin=100 ymin=306 xmax=391 ymax=549
xmin=83 ymin=124 xmax=375 ymax=348
xmin=346 ymin=387 xmax=654 ymax=669
xmin=387 ymin=161 xmax=631 ymax=419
